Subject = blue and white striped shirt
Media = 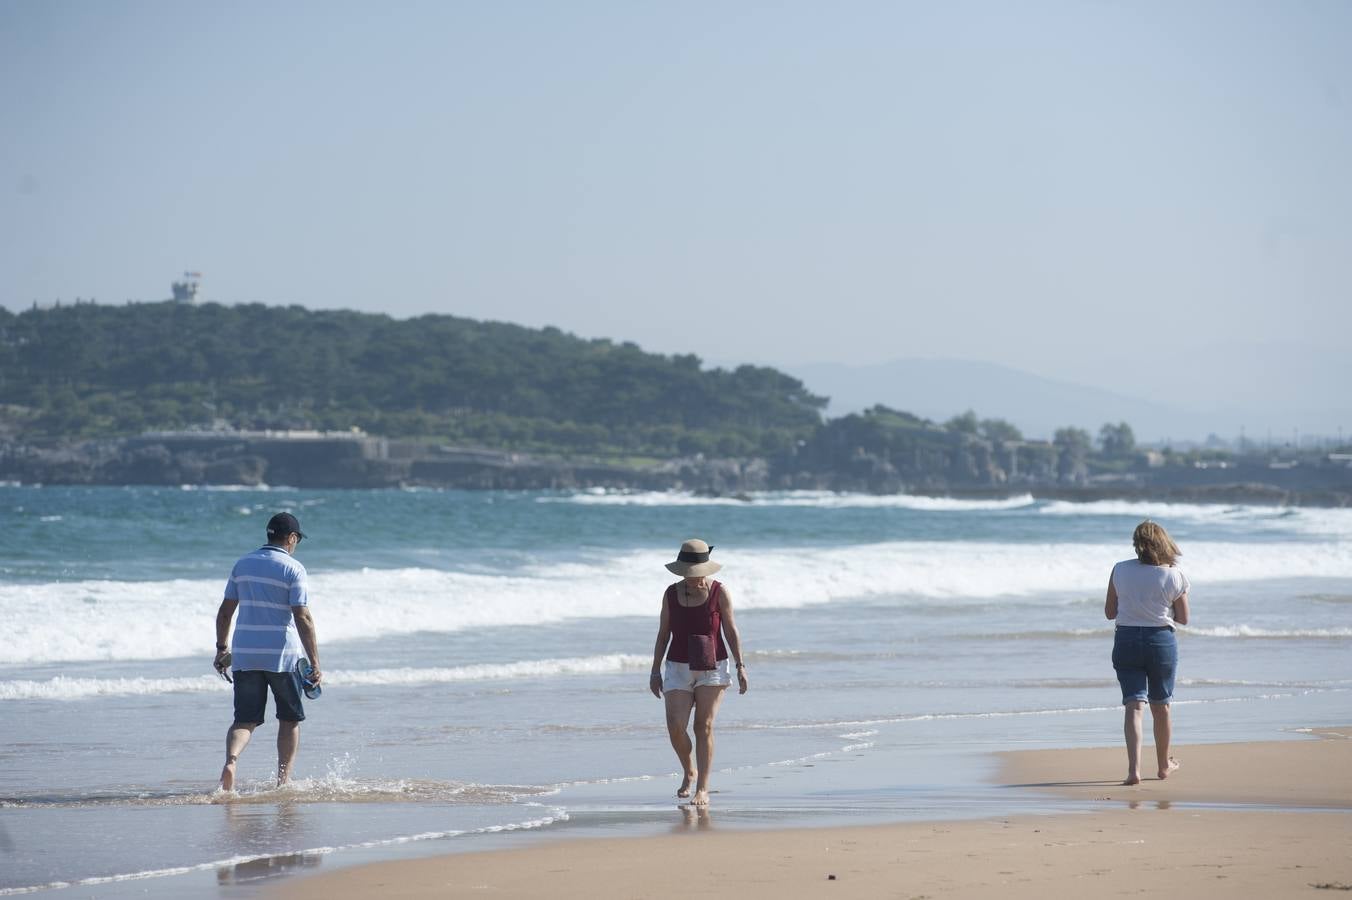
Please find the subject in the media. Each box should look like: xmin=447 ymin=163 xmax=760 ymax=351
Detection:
xmin=224 ymin=545 xmax=310 ymax=673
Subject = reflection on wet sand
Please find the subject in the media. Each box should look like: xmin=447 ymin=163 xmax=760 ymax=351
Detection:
xmin=217 ymin=801 xmax=324 ymax=884
xmin=223 ymin=798 xmax=304 ymax=836
xmin=218 ymin=851 xmax=323 ymax=885
xmin=1128 ymin=800 xmax=1173 ymax=811
xmin=675 ymin=803 xmax=714 ymax=832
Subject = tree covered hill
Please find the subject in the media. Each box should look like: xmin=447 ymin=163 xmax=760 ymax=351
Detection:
xmin=0 ymin=301 xmax=826 ymax=457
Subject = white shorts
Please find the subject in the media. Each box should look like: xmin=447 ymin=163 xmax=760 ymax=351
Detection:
xmin=662 ymin=658 xmax=731 ymax=693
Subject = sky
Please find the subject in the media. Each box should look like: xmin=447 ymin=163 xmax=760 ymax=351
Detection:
xmin=2 ymin=1 xmax=1349 ymax=424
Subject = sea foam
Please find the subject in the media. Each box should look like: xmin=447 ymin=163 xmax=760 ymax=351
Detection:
xmin=540 ymin=489 xmax=1038 ymax=511
xmin=0 ymin=654 xmax=650 ymax=701
xmin=1037 ymin=499 xmax=1352 ymax=538
xmin=3 ymin=539 xmax=1350 ymax=664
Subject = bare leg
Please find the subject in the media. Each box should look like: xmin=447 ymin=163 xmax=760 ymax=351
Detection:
xmin=219 ymin=723 xmax=257 ymax=791
xmin=664 ymin=691 xmax=696 ymax=797
xmin=689 ymin=685 xmax=727 ymax=806
xmin=1122 ymin=701 xmax=1144 ymax=785
xmin=276 ymin=721 xmax=300 ymax=785
xmin=1150 ymin=703 xmax=1179 ymax=779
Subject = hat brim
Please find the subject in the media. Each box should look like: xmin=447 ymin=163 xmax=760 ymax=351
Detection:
xmin=665 ymin=560 xmax=723 ymax=577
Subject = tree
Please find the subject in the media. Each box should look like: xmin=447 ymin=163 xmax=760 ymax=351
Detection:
xmin=945 ymin=410 xmax=979 ymax=435
xmin=1054 ymin=427 xmax=1092 ymax=453
xmin=1054 ymin=427 xmax=1092 ymax=483
xmin=979 ymin=418 xmax=1022 ymax=443
xmin=1098 ymin=422 xmax=1136 ymax=458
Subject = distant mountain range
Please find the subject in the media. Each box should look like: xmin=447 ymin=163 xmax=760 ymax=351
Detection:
xmin=779 ymin=356 xmax=1350 ymax=445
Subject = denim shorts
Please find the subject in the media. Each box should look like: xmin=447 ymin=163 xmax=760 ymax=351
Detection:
xmin=662 ymin=658 xmax=731 ymax=693
xmin=1112 ymin=626 xmax=1178 ymax=705
xmin=232 ymin=669 xmax=306 ymax=724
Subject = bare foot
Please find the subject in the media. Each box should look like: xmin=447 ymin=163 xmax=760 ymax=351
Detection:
xmin=681 ymin=790 xmax=710 ymax=808
xmin=1158 ymin=757 xmax=1180 ymax=780
xmin=1122 ymin=774 xmax=1141 ymax=786
xmin=219 ymin=751 xmax=240 ymax=789
xmin=677 ymin=771 xmax=696 ymax=798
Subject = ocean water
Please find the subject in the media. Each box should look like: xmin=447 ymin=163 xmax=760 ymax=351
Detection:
xmin=1 ymin=485 xmax=1350 ymax=896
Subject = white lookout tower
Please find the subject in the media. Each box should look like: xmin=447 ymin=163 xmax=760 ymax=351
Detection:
xmin=171 ymin=271 xmax=202 ymax=303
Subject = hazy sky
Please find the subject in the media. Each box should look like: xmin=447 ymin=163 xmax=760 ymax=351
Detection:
xmin=3 ymin=1 xmax=1349 ymax=394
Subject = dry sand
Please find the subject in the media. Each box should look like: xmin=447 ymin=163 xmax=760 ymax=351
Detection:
xmin=270 ymin=728 xmax=1352 ymax=900
xmin=999 ymin=725 xmax=1352 ymax=809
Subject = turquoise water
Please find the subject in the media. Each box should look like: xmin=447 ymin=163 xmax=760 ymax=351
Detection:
xmin=1 ymin=486 xmax=1350 ymax=895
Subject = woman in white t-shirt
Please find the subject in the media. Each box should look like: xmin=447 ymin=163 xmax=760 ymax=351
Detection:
xmin=1104 ymin=520 xmax=1191 ymax=786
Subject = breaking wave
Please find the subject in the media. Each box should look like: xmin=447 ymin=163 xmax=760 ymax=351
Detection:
xmin=5 ymin=538 xmax=1350 ymax=664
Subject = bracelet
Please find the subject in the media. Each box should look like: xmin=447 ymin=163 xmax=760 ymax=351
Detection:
xmin=215 ymin=644 xmax=228 ymax=651
xmin=735 ymin=662 xmax=746 ymax=669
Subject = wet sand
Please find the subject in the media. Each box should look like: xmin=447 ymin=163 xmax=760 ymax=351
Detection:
xmin=269 ymin=728 xmax=1352 ymax=900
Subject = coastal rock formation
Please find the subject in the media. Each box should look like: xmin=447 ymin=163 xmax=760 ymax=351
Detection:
xmin=3 ymin=431 xmax=1350 ymax=506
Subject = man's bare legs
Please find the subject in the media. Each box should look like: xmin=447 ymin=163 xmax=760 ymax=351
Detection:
xmin=689 ymin=685 xmax=726 ymax=807
xmin=219 ymin=721 xmax=301 ymax=789
xmin=1151 ymin=702 xmax=1180 ymax=779
xmin=664 ymin=691 xmax=697 ymax=797
xmin=219 ymin=723 xmax=257 ymax=791
xmin=277 ymin=720 xmax=300 ymax=785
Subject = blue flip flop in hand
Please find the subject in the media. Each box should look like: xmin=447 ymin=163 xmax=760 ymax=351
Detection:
xmin=295 ymin=658 xmax=322 ymax=700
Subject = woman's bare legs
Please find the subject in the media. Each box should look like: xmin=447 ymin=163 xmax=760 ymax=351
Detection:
xmin=1123 ymin=701 xmax=1179 ymax=784
xmin=689 ymin=685 xmax=727 ymax=806
xmin=1151 ymin=702 xmax=1180 ymax=779
xmin=1122 ymin=700 xmax=1145 ymax=785
xmin=664 ymin=690 xmax=697 ymax=797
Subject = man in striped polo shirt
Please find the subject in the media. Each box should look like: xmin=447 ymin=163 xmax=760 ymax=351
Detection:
xmin=213 ymin=512 xmax=323 ymax=791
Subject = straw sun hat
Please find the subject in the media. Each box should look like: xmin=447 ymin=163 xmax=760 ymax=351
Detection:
xmin=665 ymin=539 xmax=722 ymax=577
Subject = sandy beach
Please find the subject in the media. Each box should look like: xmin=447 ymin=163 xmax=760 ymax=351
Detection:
xmin=269 ymin=728 xmax=1352 ymax=900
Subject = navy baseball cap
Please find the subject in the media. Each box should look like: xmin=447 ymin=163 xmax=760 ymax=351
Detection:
xmin=266 ymin=512 xmax=306 ymax=540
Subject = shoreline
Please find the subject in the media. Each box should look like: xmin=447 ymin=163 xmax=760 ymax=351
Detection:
xmin=2 ymin=479 xmax=1350 ymax=508
xmin=266 ymin=728 xmax=1352 ymax=900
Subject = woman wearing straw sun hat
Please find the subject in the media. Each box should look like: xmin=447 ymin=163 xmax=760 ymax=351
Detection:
xmin=649 ymin=539 xmax=748 ymax=808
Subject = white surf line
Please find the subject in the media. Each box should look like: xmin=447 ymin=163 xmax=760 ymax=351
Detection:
xmin=747 ymin=704 xmax=1123 ymax=731
xmin=0 ymin=654 xmax=652 ymax=701
xmin=743 ymin=689 xmax=1350 ymax=732
xmin=555 ymin=727 xmax=881 ymax=787
xmin=0 ymin=805 xmax=569 ymax=896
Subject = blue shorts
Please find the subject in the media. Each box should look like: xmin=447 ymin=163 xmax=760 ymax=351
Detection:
xmin=1112 ymin=626 xmax=1178 ymax=705
xmin=232 ymin=669 xmax=306 ymax=724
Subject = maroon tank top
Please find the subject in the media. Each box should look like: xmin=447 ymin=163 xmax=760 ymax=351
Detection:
xmin=665 ymin=581 xmax=729 ymax=664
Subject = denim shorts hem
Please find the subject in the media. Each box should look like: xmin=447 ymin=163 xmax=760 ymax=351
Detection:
xmin=1119 ymin=693 xmax=1171 ymax=706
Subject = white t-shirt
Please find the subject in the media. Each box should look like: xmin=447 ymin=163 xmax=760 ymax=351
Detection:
xmin=1111 ymin=558 xmax=1189 ymax=628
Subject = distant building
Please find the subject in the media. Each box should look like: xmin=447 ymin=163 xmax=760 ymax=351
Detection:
xmin=171 ymin=271 xmax=202 ymax=303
